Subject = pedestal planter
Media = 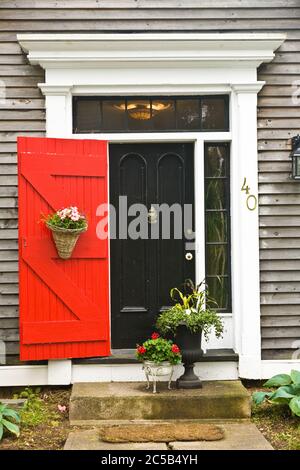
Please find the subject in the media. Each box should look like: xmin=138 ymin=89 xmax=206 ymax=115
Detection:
xmin=175 ymin=324 xmax=203 ymax=389
xmin=143 ymin=360 xmax=174 ymax=394
xmin=46 ymin=222 xmax=87 ymax=259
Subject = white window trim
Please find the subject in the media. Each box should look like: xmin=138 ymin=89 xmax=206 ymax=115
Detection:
xmin=18 ymin=32 xmax=286 ymax=379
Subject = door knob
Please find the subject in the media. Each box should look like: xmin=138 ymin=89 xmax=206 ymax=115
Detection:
xmin=185 ymin=252 xmax=193 ymax=261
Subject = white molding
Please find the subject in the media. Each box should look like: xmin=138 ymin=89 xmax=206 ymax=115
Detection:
xmin=18 ymin=33 xmax=285 ymax=69
xmin=48 ymin=360 xmax=72 ymax=385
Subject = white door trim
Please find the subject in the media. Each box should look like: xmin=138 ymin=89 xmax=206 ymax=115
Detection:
xmin=17 ymin=32 xmax=286 ymax=379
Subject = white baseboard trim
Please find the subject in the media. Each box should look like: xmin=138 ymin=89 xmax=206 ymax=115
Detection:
xmin=260 ymin=360 xmax=300 ymax=379
xmin=0 ymin=361 xmax=238 ymax=386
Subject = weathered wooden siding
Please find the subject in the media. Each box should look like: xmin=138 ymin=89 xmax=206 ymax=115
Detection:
xmin=0 ymin=0 xmax=299 ymax=361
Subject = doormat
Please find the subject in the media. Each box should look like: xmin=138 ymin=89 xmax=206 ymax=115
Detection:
xmin=99 ymin=423 xmax=224 ymax=443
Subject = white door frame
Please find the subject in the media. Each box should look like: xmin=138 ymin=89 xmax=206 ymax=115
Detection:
xmin=17 ymin=32 xmax=287 ymax=379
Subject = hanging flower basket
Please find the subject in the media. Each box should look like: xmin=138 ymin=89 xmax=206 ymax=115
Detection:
xmin=43 ymin=206 xmax=88 ymax=260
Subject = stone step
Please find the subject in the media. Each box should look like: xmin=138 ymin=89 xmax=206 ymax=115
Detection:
xmin=64 ymin=423 xmax=273 ymax=451
xmin=69 ymin=380 xmax=251 ymax=424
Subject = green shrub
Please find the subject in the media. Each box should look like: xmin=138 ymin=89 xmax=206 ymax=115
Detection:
xmin=252 ymin=370 xmax=300 ymax=417
xmin=0 ymin=403 xmax=20 ymax=440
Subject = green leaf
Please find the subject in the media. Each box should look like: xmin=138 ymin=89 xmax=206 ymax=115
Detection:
xmin=2 ymin=408 xmax=20 ymax=423
xmin=289 ymin=396 xmax=300 ymax=417
xmin=264 ymin=374 xmax=292 ymax=388
xmin=291 ymin=370 xmax=300 ymax=385
xmin=269 ymin=385 xmax=295 ymax=404
xmin=0 ymin=423 xmax=3 ymax=441
xmin=2 ymin=418 xmax=20 ymax=437
xmin=252 ymin=391 xmax=270 ymax=405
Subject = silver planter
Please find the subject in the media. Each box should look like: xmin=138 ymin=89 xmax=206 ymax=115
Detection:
xmin=143 ymin=360 xmax=174 ymax=394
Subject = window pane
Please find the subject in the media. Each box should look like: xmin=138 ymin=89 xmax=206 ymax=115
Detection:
xmin=202 ymin=98 xmax=227 ymax=130
xmin=207 ymin=277 xmax=229 ymax=310
xmin=102 ymin=99 xmax=126 ymax=130
xmin=176 ymin=99 xmax=201 ymax=129
xmin=75 ymin=99 xmax=101 ymax=132
xmin=205 ymin=145 xmax=227 ymax=177
xmin=205 ymin=180 xmax=227 ymax=210
xmin=206 ymin=245 xmax=228 ymax=276
xmin=127 ymin=99 xmax=152 ymax=131
xmin=152 ymin=99 xmax=175 ymax=130
xmin=206 ymin=212 xmax=228 ymax=243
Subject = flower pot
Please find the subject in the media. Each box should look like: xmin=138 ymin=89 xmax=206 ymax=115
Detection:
xmin=46 ymin=222 xmax=87 ymax=259
xmin=174 ymin=324 xmax=203 ymax=389
xmin=143 ymin=360 xmax=174 ymax=393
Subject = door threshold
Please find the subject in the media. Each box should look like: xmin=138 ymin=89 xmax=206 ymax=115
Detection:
xmin=72 ymin=349 xmax=238 ymax=365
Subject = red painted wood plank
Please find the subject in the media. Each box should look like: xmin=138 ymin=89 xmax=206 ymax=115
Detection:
xmin=22 ymin=320 xmax=106 ymax=344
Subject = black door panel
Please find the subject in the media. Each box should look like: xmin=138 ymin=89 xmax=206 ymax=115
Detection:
xmin=110 ymin=143 xmax=195 ymax=348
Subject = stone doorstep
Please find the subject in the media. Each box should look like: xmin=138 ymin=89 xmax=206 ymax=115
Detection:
xmin=69 ymin=380 xmax=251 ymax=423
xmin=64 ymin=423 xmax=273 ymax=451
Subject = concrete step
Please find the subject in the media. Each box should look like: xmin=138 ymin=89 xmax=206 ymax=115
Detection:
xmin=64 ymin=423 xmax=273 ymax=451
xmin=69 ymin=380 xmax=251 ymax=424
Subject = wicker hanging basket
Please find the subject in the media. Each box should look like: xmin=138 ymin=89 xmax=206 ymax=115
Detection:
xmin=46 ymin=222 xmax=88 ymax=259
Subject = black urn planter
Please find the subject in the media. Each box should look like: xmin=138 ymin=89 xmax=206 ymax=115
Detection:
xmin=175 ymin=324 xmax=203 ymax=389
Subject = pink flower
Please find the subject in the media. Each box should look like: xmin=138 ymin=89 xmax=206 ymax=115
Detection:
xmin=57 ymin=405 xmax=67 ymax=413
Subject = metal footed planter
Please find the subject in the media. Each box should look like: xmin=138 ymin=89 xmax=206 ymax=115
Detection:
xmin=175 ymin=324 xmax=203 ymax=389
xmin=143 ymin=360 xmax=174 ymax=394
xmin=46 ymin=222 xmax=88 ymax=259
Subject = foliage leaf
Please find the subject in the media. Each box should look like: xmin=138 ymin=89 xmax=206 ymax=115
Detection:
xmin=252 ymin=391 xmax=271 ymax=405
xmin=269 ymin=386 xmax=296 ymax=404
xmin=291 ymin=370 xmax=300 ymax=385
xmin=289 ymin=396 xmax=300 ymax=417
xmin=3 ymin=408 xmax=21 ymax=423
xmin=264 ymin=374 xmax=292 ymax=388
xmin=2 ymin=418 xmax=20 ymax=437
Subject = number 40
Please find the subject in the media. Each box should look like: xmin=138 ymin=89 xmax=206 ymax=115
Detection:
xmin=241 ymin=177 xmax=257 ymax=211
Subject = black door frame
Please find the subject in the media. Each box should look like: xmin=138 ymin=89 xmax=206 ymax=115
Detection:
xmin=108 ymin=140 xmax=197 ymax=350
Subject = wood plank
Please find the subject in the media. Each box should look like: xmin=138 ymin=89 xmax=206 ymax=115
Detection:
xmin=261 ymin=271 xmax=300 ymax=282
xmin=0 ymin=131 xmax=44 ymax=142
xmin=4 ymin=88 xmax=43 ymax=99
xmin=258 ymin=162 xmax=291 ymax=172
xmin=260 ymin=215 xmax=300 ymax=227
xmin=0 ymin=209 xmax=18 ymax=219
xmin=0 ymin=328 xmax=19 ymax=340
xmin=0 ymin=187 xmax=17 ymax=197
xmin=0 ymin=110 xmax=45 ymax=120
xmin=258 ymin=129 xmax=300 ymax=139
xmin=262 ymin=338 xmax=300 ymax=349
xmin=261 ymin=316 xmax=300 ymax=327
xmin=261 ymin=292 xmax=300 ymax=305
xmin=260 ymin=227 xmax=300 ymax=238
xmin=0 ymin=219 xmax=18 ymax=229
xmin=262 ymin=327 xmax=300 ymax=338
xmin=260 ymin=205 xmax=300 ymax=216
xmin=0 ymin=99 xmax=44 ymax=109
xmin=261 ymin=282 xmax=300 ymax=293
xmin=261 ymin=260 xmax=300 ymax=272
xmin=258 ymin=141 xmax=291 ymax=151
xmin=258 ymin=151 xmax=291 ymax=161
xmin=258 ymin=107 xmax=300 ymax=118
xmin=0 ymin=198 xmax=17 ymax=208
xmin=0 ymin=318 xmax=18 ymax=328
xmin=0 ymin=272 xmax=18 ymax=284
xmin=0 ymin=284 xmax=18 ymax=294
xmin=0 ymin=55 xmax=27 ymax=65
xmin=259 ymin=183 xmax=300 ymax=195
xmin=259 ymin=74 xmax=300 ymax=85
xmin=259 ymin=85 xmax=296 ymax=96
xmin=1 ymin=1 xmax=300 ymax=9
xmin=0 ymin=19 xmax=299 ymax=32
xmin=5 ymin=342 xmax=19 ymax=354
xmin=260 ymin=238 xmax=300 ymax=249
xmin=0 ymin=76 xmax=43 ymax=86
xmin=1 ymin=121 xmax=45 ymax=131
xmin=258 ymin=118 xmax=300 ymax=129
xmin=0 ymin=294 xmax=18 ymax=306
xmin=262 ymin=349 xmax=299 ymax=359
xmin=259 ymin=172 xmax=293 ymax=182
xmin=259 ymin=97 xmax=300 ymax=107
xmin=0 ymin=164 xmax=17 ymax=174
xmin=260 ymin=63 xmax=300 ymax=74
xmin=261 ymin=304 xmax=300 ymax=315
xmin=0 ymin=65 xmax=43 ymax=77
xmin=260 ymin=249 xmax=300 ymax=260
xmin=2 ymin=8 xmax=300 ymax=20
xmin=0 ymin=229 xmax=18 ymax=239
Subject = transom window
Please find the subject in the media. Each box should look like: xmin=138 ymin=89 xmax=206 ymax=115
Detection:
xmin=73 ymin=95 xmax=229 ymax=133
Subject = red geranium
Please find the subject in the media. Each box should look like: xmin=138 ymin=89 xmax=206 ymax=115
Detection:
xmin=151 ymin=332 xmax=160 ymax=340
xmin=137 ymin=345 xmax=146 ymax=354
xmin=171 ymin=344 xmax=180 ymax=354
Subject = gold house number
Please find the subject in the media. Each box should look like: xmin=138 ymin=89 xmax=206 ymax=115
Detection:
xmin=241 ymin=177 xmax=257 ymax=211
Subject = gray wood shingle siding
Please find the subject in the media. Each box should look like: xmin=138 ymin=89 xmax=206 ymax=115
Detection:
xmin=0 ymin=0 xmax=299 ymax=361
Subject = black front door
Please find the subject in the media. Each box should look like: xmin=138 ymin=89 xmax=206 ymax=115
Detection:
xmin=110 ymin=143 xmax=195 ymax=348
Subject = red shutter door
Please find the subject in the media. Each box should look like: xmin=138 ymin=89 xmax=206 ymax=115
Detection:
xmin=18 ymin=137 xmax=110 ymax=360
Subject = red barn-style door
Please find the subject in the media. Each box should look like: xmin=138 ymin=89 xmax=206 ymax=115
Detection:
xmin=18 ymin=137 xmax=110 ymax=361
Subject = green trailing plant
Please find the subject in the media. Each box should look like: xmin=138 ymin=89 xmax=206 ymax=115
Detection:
xmin=156 ymin=280 xmax=223 ymax=339
xmin=13 ymin=387 xmax=51 ymax=427
xmin=252 ymin=370 xmax=300 ymax=417
xmin=0 ymin=403 xmax=20 ymax=440
xmin=136 ymin=333 xmax=182 ymax=365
